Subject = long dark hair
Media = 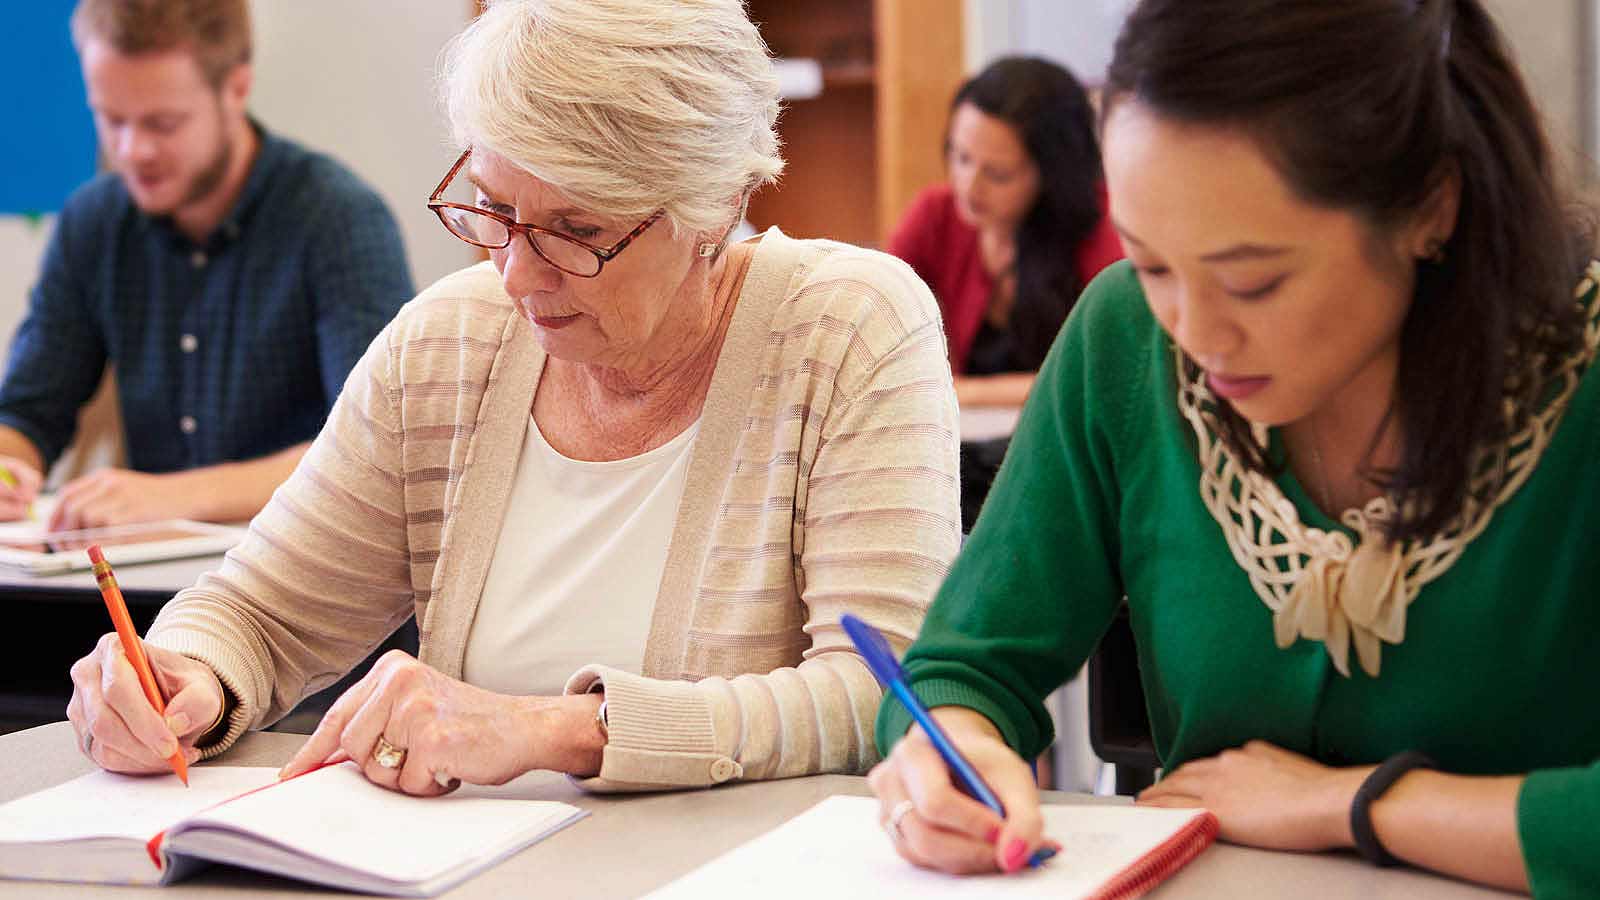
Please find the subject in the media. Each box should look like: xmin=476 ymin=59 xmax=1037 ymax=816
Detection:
xmin=952 ymin=56 xmax=1104 ymax=369
xmin=1104 ymin=0 xmax=1591 ymax=542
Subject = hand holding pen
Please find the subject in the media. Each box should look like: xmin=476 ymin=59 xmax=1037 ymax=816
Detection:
xmin=844 ymin=615 xmax=1060 ymax=875
xmin=0 ymin=457 xmax=41 ymax=522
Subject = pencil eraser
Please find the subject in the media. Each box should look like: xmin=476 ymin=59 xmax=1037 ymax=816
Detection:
xmin=86 ymin=545 xmax=106 ymax=565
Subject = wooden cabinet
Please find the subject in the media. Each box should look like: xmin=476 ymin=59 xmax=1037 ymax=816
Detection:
xmin=745 ymin=0 xmax=965 ymax=247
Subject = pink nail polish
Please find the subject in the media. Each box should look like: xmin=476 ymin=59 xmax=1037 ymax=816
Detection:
xmin=1003 ymin=838 xmax=1029 ymax=872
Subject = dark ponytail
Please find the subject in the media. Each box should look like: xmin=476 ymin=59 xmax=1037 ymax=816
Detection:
xmin=952 ymin=57 xmax=1104 ymax=369
xmin=1104 ymin=0 xmax=1592 ymax=542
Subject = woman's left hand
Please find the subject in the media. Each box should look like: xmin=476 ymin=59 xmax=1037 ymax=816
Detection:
xmin=278 ymin=650 xmax=605 ymax=795
xmin=1136 ymin=740 xmax=1372 ymax=851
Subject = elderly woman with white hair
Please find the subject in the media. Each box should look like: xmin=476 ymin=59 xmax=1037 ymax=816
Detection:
xmin=65 ymin=0 xmax=959 ymax=794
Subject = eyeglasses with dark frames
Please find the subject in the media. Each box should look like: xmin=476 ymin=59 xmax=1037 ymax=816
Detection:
xmin=427 ymin=149 xmax=661 ymax=278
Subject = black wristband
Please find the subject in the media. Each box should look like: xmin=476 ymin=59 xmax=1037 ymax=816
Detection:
xmin=1350 ymin=750 xmax=1435 ymax=867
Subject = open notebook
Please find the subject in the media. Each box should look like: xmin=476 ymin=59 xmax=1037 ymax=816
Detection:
xmin=648 ymin=795 xmax=1217 ymax=900
xmin=0 ymin=764 xmax=585 ymax=897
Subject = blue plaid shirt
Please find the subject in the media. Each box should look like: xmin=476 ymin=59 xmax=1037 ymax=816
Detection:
xmin=0 ymin=124 xmax=413 ymax=473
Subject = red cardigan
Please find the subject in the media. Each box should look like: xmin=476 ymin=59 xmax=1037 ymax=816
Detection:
xmin=887 ymin=184 xmax=1124 ymax=374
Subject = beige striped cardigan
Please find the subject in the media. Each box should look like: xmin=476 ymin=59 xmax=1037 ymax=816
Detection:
xmin=147 ymin=228 xmax=962 ymax=791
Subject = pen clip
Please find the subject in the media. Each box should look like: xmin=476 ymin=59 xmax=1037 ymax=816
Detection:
xmin=840 ymin=614 xmax=904 ymax=688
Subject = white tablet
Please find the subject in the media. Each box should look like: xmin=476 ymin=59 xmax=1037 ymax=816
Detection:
xmin=0 ymin=520 xmax=245 ymax=575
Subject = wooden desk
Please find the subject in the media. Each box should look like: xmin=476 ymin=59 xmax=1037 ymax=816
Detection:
xmin=0 ymin=722 xmax=1519 ymax=899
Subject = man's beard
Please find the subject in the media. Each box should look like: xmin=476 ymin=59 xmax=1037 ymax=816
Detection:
xmin=177 ymin=126 xmax=234 ymax=210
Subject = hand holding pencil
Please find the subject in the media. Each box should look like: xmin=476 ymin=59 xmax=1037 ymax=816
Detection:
xmin=89 ymin=546 xmax=189 ymax=784
xmin=65 ymin=547 xmax=227 ymax=782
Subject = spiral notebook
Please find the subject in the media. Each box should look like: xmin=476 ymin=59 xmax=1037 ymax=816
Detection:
xmin=0 ymin=764 xmax=586 ymax=897
xmin=647 ymin=795 xmax=1217 ymax=900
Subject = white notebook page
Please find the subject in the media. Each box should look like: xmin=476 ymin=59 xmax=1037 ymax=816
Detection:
xmin=178 ymin=762 xmax=583 ymax=883
xmin=0 ymin=767 xmax=279 ymax=844
xmin=648 ymin=795 xmax=1211 ymax=899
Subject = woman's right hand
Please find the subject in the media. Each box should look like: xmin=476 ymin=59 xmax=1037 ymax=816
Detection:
xmin=0 ymin=455 xmax=42 ymax=521
xmin=67 ymin=632 xmax=226 ymax=773
xmin=867 ymin=706 xmax=1056 ymax=874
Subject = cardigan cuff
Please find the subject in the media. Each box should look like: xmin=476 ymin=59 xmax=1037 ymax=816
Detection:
xmin=564 ymin=665 xmax=744 ymax=792
xmin=146 ymin=628 xmax=263 ymax=759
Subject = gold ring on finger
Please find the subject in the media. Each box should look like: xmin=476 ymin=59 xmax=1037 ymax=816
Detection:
xmin=373 ymin=735 xmax=407 ymax=769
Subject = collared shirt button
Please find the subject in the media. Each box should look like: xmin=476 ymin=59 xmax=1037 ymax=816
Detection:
xmin=179 ymin=415 xmax=198 ymax=435
xmin=179 ymin=334 xmax=198 ymax=353
xmin=190 ymin=250 xmax=207 ymax=269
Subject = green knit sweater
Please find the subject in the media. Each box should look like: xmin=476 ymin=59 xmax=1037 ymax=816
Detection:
xmin=878 ymin=261 xmax=1600 ymax=898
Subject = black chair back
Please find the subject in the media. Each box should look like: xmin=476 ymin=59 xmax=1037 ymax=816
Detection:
xmin=1087 ymin=604 xmax=1160 ymax=794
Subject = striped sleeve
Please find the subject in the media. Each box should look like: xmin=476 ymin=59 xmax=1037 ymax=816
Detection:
xmin=146 ymin=317 xmax=418 ymax=756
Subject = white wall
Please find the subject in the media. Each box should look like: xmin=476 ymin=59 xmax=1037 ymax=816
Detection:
xmin=1481 ymin=0 xmax=1587 ymax=167
xmin=967 ymin=1 xmax=1590 ymax=166
xmin=964 ymin=0 xmax=1135 ymax=82
xmin=0 ymin=219 xmax=53 ymax=343
xmin=249 ymin=1 xmax=479 ymax=292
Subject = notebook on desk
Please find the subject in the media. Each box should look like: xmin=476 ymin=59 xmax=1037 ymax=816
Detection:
xmin=0 ymin=516 xmax=244 ymax=575
xmin=647 ymin=794 xmax=1217 ymax=900
xmin=0 ymin=764 xmax=586 ymax=897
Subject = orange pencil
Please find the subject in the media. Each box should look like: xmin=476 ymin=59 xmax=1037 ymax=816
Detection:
xmin=88 ymin=545 xmax=189 ymax=785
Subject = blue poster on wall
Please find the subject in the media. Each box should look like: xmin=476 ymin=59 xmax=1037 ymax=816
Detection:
xmin=2 ymin=5 xmax=97 ymax=216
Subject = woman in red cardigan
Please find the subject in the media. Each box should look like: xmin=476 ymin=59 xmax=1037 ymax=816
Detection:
xmin=889 ymin=57 xmax=1122 ymax=527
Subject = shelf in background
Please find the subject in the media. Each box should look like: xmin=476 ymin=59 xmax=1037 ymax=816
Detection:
xmin=748 ymin=0 xmax=963 ymax=247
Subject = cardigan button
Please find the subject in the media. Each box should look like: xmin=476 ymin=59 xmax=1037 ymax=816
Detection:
xmin=709 ymin=758 xmax=741 ymax=783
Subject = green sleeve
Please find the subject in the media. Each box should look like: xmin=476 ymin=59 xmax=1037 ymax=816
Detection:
xmin=1519 ymin=761 xmax=1600 ymax=898
xmin=875 ymin=267 xmax=1139 ymax=758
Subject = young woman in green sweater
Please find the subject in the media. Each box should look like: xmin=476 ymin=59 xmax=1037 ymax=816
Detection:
xmin=868 ymin=1 xmax=1599 ymax=895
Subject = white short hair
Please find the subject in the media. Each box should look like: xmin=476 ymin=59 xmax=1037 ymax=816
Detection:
xmin=442 ymin=0 xmax=784 ymax=237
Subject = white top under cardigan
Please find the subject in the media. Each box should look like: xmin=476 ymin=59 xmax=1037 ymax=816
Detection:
xmin=463 ymin=415 xmax=700 ymax=696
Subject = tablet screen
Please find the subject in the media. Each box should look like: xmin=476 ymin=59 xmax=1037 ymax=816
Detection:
xmin=0 ymin=524 xmax=223 ymax=555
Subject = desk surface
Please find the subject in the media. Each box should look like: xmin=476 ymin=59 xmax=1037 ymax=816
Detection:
xmin=0 ymin=722 xmax=1517 ymax=899
xmin=0 ymin=553 xmax=218 ymax=599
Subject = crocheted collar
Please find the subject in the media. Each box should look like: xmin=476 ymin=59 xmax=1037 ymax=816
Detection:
xmin=1177 ymin=261 xmax=1600 ymax=677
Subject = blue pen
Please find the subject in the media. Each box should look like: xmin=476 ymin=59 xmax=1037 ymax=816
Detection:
xmin=841 ymin=613 xmax=1057 ymax=869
